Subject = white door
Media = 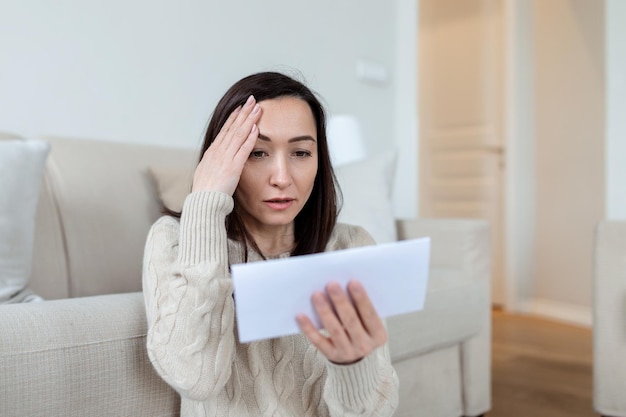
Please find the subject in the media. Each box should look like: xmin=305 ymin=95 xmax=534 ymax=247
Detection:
xmin=418 ymin=0 xmax=506 ymax=305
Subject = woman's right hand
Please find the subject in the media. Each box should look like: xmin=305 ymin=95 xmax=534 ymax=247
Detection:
xmin=192 ymin=95 xmax=262 ymax=195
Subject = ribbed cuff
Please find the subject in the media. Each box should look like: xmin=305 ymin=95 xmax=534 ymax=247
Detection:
xmin=326 ymin=350 xmax=382 ymax=409
xmin=177 ymin=191 xmax=234 ymax=265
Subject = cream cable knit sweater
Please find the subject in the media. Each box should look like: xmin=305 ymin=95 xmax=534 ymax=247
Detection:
xmin=143 ymin=191 xmax=399 ymax=417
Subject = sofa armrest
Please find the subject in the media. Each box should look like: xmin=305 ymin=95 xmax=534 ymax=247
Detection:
xmin=0 ymin=293 xmax=179 ymax=417
xmin=392 ymin=218 xmax=492 ymax=415
xmin=388 ymin=218 xmax=490 ymax=355
xmin=397 ymin=218 xmax=490 ymax=281
xmin=593 ymin=220 xmax=626 ymax=415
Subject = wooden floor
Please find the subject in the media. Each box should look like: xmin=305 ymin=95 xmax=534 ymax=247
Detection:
xmin=488 ymin=310 xmax=595 ymax=417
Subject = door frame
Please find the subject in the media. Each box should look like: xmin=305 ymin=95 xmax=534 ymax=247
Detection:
xmin=397 ymin=0 xmax=534 ymax=312
xmin=502 ymin=0 xmax=534 ymax=311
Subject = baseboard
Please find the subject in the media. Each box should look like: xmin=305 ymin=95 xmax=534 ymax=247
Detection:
xmin=519 ymin=297 xmax=592 ymax=327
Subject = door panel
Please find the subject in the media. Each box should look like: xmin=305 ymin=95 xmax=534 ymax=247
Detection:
xmin=419 ymin=0 xmax=505 ymax=305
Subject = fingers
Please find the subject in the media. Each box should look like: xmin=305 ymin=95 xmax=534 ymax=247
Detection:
xmin=296 ymin=313 xmax=334 ymax=353
xmin=313 ymin=291 xmax=356 ymax=355
xmin=216 ymin=95 xmax=262 ymax=155
xmin=325 ymin=283 xmax=368 ymax=348
xmin=193 ymin=95 xmax=262 ymax=194
xmin=298 ymin=280 xmax=387 ymax=364
xmin=231 ymin=119 xmax=259 ymax=167
xmin=212 ymin=105 xmax=242 ymax=147
xmin=346 ymin=281 xmax=387 ymax=345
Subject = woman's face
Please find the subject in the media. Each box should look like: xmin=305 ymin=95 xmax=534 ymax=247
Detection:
xmin=235 ymin=96 xmax=318 ymax=234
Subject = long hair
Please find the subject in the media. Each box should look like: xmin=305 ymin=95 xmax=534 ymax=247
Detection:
xmin=169 ymin=71 xmax=340 ymax=259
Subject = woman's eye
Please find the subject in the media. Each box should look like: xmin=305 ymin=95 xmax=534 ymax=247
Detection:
xmin=250 ymin=150 xmax=267 ymax=159
xmin=294 ymin=150 xmax=312 ymax=158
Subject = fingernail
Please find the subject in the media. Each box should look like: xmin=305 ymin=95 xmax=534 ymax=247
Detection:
xmin=252 ymin=103 xmax=260 ymax=114
xmin=246 ymin=95 xmax=255 ymax=105
xmin=313 ymin=292 xmax=326 ymax=306
xmin=349 ymin=280 xmax=363 ymax=294
xmin=328 ymin=282 xmax=341 ymax=295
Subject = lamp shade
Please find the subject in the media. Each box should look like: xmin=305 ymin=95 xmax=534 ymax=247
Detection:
xmin=326 ymin=115 xmax=367 ymax=166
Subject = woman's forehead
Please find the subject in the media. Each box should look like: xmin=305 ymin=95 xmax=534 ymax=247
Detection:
xmin=256 ymin=97 xmax=317 ymax=139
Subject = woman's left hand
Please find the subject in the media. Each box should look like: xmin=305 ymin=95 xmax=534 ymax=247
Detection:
xmin=296 ymin=280 xmax=388 ymax=365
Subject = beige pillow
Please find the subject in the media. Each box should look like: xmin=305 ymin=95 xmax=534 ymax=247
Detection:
xmin=0 ymin=139 xmax=50 ymax=303
xmin=148 ymin=151 xmax=397 ymax=243
xmin=148 ymin=165 xmax=194 ymax=213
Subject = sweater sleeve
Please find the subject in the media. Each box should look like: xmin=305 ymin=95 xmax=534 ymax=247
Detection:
xmin=322 ymin=223 xmax=400 ymax=416
xmin=323 ymin=341 xmax=399 ymax=416
xmin=142 ymin=191 xmax=236 ymax=402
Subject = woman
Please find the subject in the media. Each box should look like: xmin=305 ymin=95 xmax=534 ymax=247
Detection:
xmin=143 ymin=72 xmax=399 ymax=416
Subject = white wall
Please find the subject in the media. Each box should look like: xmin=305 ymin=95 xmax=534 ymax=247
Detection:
xmin=606 ymin=0 xmax=626 ymax=220
xmin=0 ymin=0 xmax=418 ymax=217
xmin=392 ymin=0 xmax=419 ymax=218
xmin=527 ymin=0 xmax=604 ymax=326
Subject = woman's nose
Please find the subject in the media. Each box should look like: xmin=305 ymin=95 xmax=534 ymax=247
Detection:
xmin=269 ymin=156 xmax=292 ymax=188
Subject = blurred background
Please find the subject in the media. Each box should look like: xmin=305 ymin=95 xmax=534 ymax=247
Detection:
xmin=1 ymin=0 xmax=624 ymax=328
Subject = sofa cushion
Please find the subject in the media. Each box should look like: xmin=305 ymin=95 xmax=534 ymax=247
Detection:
xmin=149 ymin=151 xmax=398 ymax=244
xmin=0 ymin=139 xmax=50 ymax=303
xmin=0 ymin=292 xmax=179 ymax=416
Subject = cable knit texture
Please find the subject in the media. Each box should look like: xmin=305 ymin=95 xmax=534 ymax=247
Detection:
xmin=143 ymin=191 xmax=399 ymax=417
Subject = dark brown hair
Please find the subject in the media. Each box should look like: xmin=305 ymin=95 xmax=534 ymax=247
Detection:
xmin=170 ymin=71 xmax=340 ymax=259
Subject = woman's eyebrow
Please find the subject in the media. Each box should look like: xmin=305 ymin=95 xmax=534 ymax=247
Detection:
xmin=257 ymin=133 xmax=317 ymax=143
xmin=289 ymin=135 xmax=316 ymax=143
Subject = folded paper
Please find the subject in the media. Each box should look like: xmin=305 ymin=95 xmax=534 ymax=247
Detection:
xmin=232 ymin=237 xmax=430 ymax=343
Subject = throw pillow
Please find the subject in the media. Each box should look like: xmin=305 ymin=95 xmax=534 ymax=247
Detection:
xmin=148 ymin=151 xmax=398 ymax=244
xmin=0 ymin=139 xmax=50 ymax=303
xmin=335 ymin=151 xmax=398 ymax=244
xmin=148 ymin=165 xmax=194 ymax=213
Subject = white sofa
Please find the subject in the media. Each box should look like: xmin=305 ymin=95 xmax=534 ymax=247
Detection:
xmin=0 ymin=136 xmax=491 ymax=417
xmin=593 ymin=220 xmax=626 ymax=417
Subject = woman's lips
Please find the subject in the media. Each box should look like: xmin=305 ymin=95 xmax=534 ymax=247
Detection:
xmin=264 ymin=198 xmax=294 ymax=210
